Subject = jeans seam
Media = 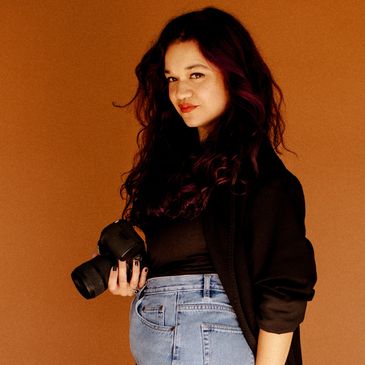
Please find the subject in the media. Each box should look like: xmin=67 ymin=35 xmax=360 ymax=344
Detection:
xmin=178 ymin=303 xmax=235 ymax=312
xmin=201 ymin=322 xmax=243 ymax=333
xmin=201 ymin=323 xmax=210 ymax=365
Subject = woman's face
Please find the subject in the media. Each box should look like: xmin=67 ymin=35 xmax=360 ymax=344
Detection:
xmin=164 ymin=40 xmax=229 ymax=141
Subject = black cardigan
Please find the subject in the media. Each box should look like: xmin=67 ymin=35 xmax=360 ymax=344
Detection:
xmin=201 ymin=144 xmax=317 ymax=365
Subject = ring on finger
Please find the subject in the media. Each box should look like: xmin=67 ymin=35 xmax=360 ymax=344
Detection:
xmin=130 ymin=287 xmax=139 ymax=294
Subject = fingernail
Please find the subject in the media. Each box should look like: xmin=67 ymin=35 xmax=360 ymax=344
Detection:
xmin=144 ymin=267 xmax=148 ymax=273
xmin=134 ymin=259 xmax=139 ymax=266
xmin=112 ymin=265 xmax=117 ymax=271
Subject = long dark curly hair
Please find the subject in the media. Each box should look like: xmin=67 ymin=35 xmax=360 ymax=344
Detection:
xmin=120 ymin=7 xmax=286 ymax=226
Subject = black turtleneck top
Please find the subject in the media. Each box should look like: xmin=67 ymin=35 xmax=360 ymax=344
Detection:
xmin=144 ymin=216 xmax=216 ymax=277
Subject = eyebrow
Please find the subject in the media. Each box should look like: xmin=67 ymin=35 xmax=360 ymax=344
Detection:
xmin=164 ymin=63 xmax=209 ymax=74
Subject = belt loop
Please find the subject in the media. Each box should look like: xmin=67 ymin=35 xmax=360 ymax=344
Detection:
xmin=203 ymin=274 xmax=211 ymax=298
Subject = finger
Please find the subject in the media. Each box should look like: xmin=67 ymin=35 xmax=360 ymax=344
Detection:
xmin=129 ymin=259 xmax=141 ymax=290
xmin=118 ymin=260 xmax=128 ymax=286
xmin=138 ymin=267 xmax=149 ymax=288
xmin=108 ymin=265 xmax=119 ymax=292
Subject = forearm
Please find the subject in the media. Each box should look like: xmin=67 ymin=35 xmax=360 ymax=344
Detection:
xmin=255 ymin=329 xmax=293 ymax=365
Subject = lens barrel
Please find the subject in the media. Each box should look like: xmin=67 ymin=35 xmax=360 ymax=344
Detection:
xmin=71 ymin=255 xmax=114 ymax=299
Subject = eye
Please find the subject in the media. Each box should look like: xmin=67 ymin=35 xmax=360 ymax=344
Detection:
xmin=190 ymin=72 xmax=204 ymax=79
xmin=166 ymin=76 xmax=177 ymax=83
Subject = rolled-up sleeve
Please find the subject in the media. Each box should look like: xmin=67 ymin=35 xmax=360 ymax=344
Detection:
xmin=248 ymin=173 xmax=317 ymax=333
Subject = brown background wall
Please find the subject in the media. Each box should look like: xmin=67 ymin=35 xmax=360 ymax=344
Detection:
xmin=1 ymin=1 xmax=364 ymax=364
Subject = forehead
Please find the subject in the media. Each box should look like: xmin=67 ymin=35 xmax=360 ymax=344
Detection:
xmin=164 ymin=40 xmax=210 ymax=71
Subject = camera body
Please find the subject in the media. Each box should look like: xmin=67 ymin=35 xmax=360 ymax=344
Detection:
xmin=71 ymin=219 xmax=147 ymax=299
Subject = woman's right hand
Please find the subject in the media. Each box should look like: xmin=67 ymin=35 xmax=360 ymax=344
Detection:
xmin=108 ymin=259 xmax=148 ymax=297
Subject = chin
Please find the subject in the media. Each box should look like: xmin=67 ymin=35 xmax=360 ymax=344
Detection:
xmin=184 ymin=122 xmax=202 ymax=129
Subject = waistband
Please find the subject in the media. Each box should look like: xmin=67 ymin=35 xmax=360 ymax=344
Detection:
xmin=143 ymin=273 xmax=224 ymax=293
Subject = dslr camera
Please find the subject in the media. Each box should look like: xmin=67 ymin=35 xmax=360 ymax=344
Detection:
xmin=71 ymin=219 xmax=147 ymax=299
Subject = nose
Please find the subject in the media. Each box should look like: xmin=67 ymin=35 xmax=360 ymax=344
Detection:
xmin=174 ymin=80 xmax=193 ymax=101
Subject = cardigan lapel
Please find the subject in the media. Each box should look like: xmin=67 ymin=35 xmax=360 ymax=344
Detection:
xmin=201 ymin=185 xmax=256 ymax=351
xmin=201 ymin=185 xmax=232 ymax=278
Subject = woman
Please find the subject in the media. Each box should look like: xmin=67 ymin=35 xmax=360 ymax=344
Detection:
xmin=108 ymin=7 xmax=316 ymax=365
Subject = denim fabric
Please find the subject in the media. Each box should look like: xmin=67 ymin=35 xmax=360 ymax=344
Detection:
xmin=129 ymin=274 xmax=254 ymax=365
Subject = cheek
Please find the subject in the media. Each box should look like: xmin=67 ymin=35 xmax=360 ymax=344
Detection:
xmin=168 ymin=87 xmax=176 ymax=105
xmin=214 ymin=83 xmax=229 ymax=109
xmin=221 ymin=90 xmax=229 ymax=109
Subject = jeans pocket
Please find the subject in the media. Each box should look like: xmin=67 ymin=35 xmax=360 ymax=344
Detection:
xmin=201 ymin=323 xmax=254 ymax=365
xmin=134 ymin=295 xmax=175 ymax=332
xmin=130 ymin=295 xmax=175 ymax=365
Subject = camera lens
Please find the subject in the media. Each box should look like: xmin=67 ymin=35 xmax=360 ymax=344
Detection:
xmin=71 ymin=255 xmax=114 ymax=299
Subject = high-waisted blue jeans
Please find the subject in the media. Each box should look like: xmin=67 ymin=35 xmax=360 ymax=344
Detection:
xmin=129 ymin=274 xmax=254 ymax=365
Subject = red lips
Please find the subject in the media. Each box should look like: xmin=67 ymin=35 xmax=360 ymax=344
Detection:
xmin=179 ymin=104 xmax=198 ymax=113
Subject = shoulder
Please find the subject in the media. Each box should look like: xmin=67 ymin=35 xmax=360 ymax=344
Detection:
xmin=246 ymin=144 xmax=306 ymax=220
xmin=254 ymin=168 xmax=304 ymax=205
xmin=252 ymin=140 xmax=304 ymax=196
